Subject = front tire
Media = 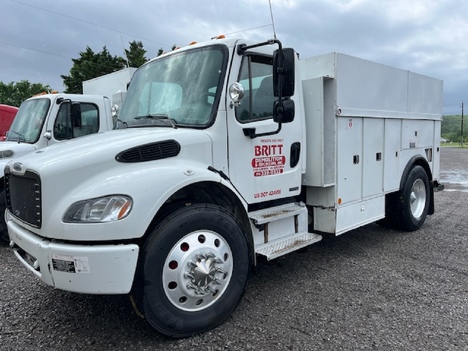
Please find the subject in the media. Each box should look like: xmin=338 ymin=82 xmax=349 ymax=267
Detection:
xmin=137 ymin=204 xmax=250 ymax=337
xmin=0 ymin=188 xmax=8 ymax=244
xmin=394 ymin=165 xmax=431 ymax=231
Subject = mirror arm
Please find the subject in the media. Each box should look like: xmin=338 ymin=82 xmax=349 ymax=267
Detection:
xmin=238 ymin=39 xmax=288 ymax=139
xmin=56 ymin=97 xmax=71 ymax=105
xmin=237 ymin=39 xmax=281 ymax=55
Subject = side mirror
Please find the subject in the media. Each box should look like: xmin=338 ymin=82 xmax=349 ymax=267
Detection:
xmin=111 ymin=104 xmax=120 ymax=119
xmin=273 ymin=99 xmax=295 ymax=123
xmin=71 ymin=102 xmax=82 ymax=127
xmin=44 ymin=131 xmax=52 ymax=140
xmin=273 ymin=48 xmax=295 ymax=98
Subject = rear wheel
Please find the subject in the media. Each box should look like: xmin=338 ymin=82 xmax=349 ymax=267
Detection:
xmin=394 ymin=165 xmax=430 ymax=231
xmin=137 ymin=203 xmax=250 ymax=337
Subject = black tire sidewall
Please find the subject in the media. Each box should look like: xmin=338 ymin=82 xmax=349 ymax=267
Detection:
xmin=140 ymin=204 xmax=250 ymax=337
xmin=399 ymin=165 xmax=430 ymax=231
xmin=0 ymin=188 xmax=8 ymax=244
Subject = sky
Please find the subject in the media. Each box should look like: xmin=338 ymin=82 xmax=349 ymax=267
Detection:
xmin=1 ymin=0 xmax=467 ymax=115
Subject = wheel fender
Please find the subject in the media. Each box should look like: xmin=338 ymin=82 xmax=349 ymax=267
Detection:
xmin=137 ymin=165 xmax=253 ymax=266
xmin=399 ymin=156 xmax=434 ymax=215
xmin=140 ymin=164 xmax=248 ymax=232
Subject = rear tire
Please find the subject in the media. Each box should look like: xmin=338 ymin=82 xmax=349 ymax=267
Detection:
xmin=393 ymin=165 xmax=430 ymax=231
xmin=136 ymin=203 xmax=250 ymax=337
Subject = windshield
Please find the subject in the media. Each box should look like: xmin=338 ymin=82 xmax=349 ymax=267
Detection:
xmin=6 ymin=98 xmax=50 ymax=143
xmin=117 ymin=44 xmax=228 ymax=128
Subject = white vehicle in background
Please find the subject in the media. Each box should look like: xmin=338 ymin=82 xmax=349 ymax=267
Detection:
xmin=0 ymin=69 xmax=137 ymax=243
xmin=82 ymin=67 xmax=137 ymax=115
xmin=6 ymin=37 xmax=443 ymax=337
xmin=0 ymin=93 xmax=114 ymax=242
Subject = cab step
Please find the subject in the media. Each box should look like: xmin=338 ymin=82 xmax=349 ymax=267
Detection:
xmin=249 ymin=203 xmax=322 ymax=260
xmin=249 ymin=203 xmax=306 ymax=225
xmin=255 ymin=232 xmax=322 ymax=260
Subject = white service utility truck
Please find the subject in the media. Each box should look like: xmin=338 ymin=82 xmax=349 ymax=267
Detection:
xmin=6 ymin=38 xmax=443 ymax=337
xmin=0 ymin=93 xmax=114 ymax=242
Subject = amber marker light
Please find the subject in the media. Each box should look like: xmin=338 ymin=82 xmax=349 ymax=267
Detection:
xmin=118 ymin=200 xmax=132 ymax=219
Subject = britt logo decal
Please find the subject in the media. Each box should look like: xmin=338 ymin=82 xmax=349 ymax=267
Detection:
xmin=252 ymin=139 xmax=285 ymax=177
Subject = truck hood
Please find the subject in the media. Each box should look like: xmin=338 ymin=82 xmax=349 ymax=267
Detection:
xmin=7 ymin=128 xmax=213 ymax=176
xmin=0 ymin=141 xmax=37 ymax=158
xmin=0 ymin=141 xmax=37 ymax=177
xmin=6 ymin=127 xmax=217 ymax=241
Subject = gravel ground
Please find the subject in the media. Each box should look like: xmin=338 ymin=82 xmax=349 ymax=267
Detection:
xmin=1 ymin=147 xmax=467 ymax=351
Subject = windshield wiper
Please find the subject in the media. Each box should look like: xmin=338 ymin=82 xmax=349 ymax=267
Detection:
xmin=134 ymin=114 xmax=178 ymax=129
xmin=9 ymin=130 xmax=25 ymax=143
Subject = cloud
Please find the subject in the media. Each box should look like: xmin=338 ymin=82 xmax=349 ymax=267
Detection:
xmin=0 ymin=0 xmax=466 ymax=114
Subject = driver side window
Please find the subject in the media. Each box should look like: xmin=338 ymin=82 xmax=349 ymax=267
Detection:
xmin=54 ymin=103 xmax=99 ymax=140
xmin=54 ymin=104 xmax=72 ymax=140
xmin=235 ymin=55 xmax=274 ymax=123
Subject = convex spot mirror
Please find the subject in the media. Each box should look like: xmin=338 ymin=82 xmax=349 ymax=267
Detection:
xmin=273 ymin=99 xmax=295 ymax=123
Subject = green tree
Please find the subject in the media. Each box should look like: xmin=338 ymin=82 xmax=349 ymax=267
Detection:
xmin=0 ymin=80 xmax=52 ymax=107
xmin=61 ymin=46 xmax=126 ymax=94
xmin=441 ymin=115 xmax=467 ymax=143
xmin=125 ymin=40 xmax=147 ymax=67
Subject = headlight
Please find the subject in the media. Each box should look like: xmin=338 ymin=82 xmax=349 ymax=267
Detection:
xmin=63 ymin=195 xmax=132 ymax=223
xmin=0 ymin=150 xmax=14 ymax=159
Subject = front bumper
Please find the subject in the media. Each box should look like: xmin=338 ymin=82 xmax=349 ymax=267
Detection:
xmin=7 ymin=218 xmax=139 ymax=294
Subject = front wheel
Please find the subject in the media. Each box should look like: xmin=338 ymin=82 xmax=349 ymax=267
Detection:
xmin=0 ymin=188 xmax=8 ymax=244
xmin=394 ymin=165 xmax=431 ymax=231
xmin=136 ymin=204 xmax=250 ymax=337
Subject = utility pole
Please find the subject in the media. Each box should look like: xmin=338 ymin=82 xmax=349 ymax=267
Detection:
xmin=462 ymin=102 xmax=464 ymax=147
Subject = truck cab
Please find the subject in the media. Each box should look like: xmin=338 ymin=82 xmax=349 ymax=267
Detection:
xmin=0 ymin=93 xmax=113 ymax=242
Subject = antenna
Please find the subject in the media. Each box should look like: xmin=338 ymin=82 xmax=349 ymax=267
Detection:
xmin=269 ymin=0 xmax=277 ymax=40
xmin=120 ymin=34 xmax=130 ymax=68
xmin=37 ymin=72 xmax=51 ymax=93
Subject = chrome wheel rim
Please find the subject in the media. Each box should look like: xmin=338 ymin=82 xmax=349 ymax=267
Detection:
xmin=162 ymin=230 xmax=233 ymax=312
xmin=410 ymin=179 xmax=426 ymax=219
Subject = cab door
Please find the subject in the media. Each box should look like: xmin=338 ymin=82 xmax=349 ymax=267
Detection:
xmin=226 ymin=50 xmax=303 ymax=204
